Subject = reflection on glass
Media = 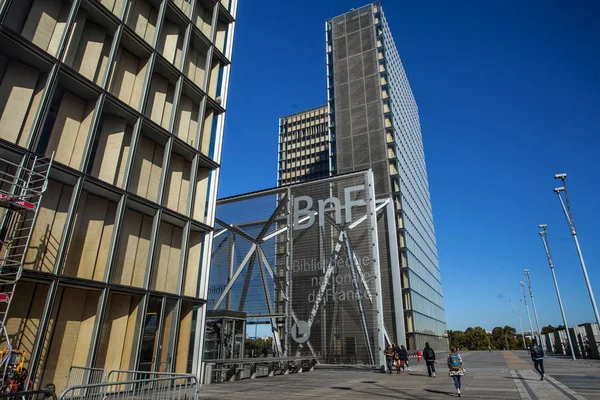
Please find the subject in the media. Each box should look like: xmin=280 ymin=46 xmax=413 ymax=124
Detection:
xmin=138 ymin=297 xmax=161 ymax=372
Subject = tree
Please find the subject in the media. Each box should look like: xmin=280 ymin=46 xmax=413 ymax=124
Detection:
xmin=464 ymin=327 xmax=490 ymax=350
xmin=448 ymin=330 xmax=467 ymax=350
xmin=490 ymin=327 xmax=506 ymax=350
xmin=447 ymin=325 xmax=521 ymax=351
xmin=541 ymin=324 xmax=565 ymax=334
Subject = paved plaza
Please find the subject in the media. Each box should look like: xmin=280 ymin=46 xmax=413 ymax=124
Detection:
xmin=198 ymin=351 xmax=600 ymax=399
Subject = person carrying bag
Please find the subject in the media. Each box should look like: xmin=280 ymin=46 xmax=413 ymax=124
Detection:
xmin=448 ymin=347 xmax=467 ymax=397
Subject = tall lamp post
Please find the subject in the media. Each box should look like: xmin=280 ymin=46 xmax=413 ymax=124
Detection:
xmin=538 ymin=224 xmax=576 ymax=361
xmin=521 ymin=281 xmax=535 ymax=347
xmin=554 ymin=173 xmax=600 ymax=327
xmin=510 ymin=299 xmax=527 ymax=349
xmin=524 ymin=269 xmax=542 ymax=344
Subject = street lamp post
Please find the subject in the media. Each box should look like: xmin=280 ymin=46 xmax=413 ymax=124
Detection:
xmin=524 ymin=269 xmax=542 ymax=344
xmin=521 ymin=281 xmax=535 ymax=347
xmin=510 ymin=299 xmax=527 ymax=349
xmin=554 ymin=173 xmax=600 ymax=328
xmin=538 ymin=224 xmax=576 ymax=361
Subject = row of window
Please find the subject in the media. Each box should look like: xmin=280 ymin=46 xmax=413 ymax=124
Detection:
xmin=7 ymin=281 xmax=200 ymax=392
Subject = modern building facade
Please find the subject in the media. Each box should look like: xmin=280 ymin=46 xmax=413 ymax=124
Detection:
xmin=326 ymin=2 xmax=447 ymax=351
xmin=277 ymin=105 xmax=329 ymax=186
xmin=208 ymin=170 xmax=390 ymax=367
xmin=0 ymin=0 xmax=236 ymax=392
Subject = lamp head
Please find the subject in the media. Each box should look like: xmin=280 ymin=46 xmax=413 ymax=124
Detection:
xmin=520 ymin=281 xmax=525 ymax=286
xmin=524 ymin=269 xmax=530 ymax=274
xmin=554 ymin=187 xmax=565 ymax=193
xmin=554 ymin=173 xmax=567 ymax=180
xmin=538 ymin=224 xmax=547 ymax=229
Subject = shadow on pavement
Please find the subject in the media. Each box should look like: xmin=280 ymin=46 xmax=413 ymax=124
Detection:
xmin=423 ymin=388 xmax=455 ymax=396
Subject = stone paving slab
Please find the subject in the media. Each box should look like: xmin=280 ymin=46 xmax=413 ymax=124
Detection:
xmin=198 ymin=351 xmax=599 ymax=400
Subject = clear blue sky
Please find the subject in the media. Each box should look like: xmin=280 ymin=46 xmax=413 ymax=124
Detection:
xmin=218 ymin=0 xmax=600 ymax=332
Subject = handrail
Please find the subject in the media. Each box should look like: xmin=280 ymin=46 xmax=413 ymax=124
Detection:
xmin=59 ymin=375 xmax=198 ymax=400
xmin=107 ymin=369 xmax=198 ymax=382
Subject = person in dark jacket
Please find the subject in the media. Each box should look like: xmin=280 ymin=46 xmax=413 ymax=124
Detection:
xmin=423 ymin=342 xmax=436 ymax=377
xmin=530 ymin=339 xmax=545 ymax=380
xmin=384 ymin=344 xmax=395 ymax=374
xmin=398 ymin=345 xmax=409 ymax=371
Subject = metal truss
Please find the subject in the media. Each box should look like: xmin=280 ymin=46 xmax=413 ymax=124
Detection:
xmin=210 ymin=181 xmax=394 ymax=366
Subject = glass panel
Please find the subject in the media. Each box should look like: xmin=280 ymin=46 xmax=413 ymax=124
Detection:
xmin=183 ymin=231 xmax=203 ymax=297
xmin=112 ymin=208 xmax=153 ymax=288
xmin=194 ymin=3 xmax=212 ymax=39
xmin=192 ymin=168 xmax=210 ymax=222
xmin=0 ymin=58 xmax=48 ymax=146
xmin=158 ymin=17 xmax=184 ymax=70
xmin=157 ymin=299 xmax=177 ymax=372
xmin=200 ymin=107 xmax=214 ymax=156
xmin=138 ymin=296 xmax=161 ymax=372
xmin=99 ymin=0 xmax=126 ymax=18
xmin=172 ymin=0 xmax=192 ymax=17
xmin=109 ymin=46 xmax=149 ymax=111
xmin=145 ymin=74 xmax=175 ymax=129
xmin=215 ymin=20 xmax=227 ymax=52
xmin=89 ymin=115 xmax=133 ymax=188
xmin=5 ymin=281 xmax=49 ymax=374
xmin=63 ymin=191 xmax=118 ymax=281
xmin=207 ymin=60 xmax=222 ymax=100
xmin=95 ymin=293 xmax=143 ymax=371
xmin=20 ymin=179 xmax=73 ymax=272
xmin=233 ymin=320 xmax=244 ymax=358
xmin=39 ymin=89 xmax=96 ymax=170
xmin=125 ymin=0 xmax=158 ymax=45
xmin=37 ymin=287 xmax=101 ymax=392
xmin=6 ymin=0 xmax=73 ymax=57
xmin=175 ymin=302 xmax=196 ymax=373
xmin=62 ymin=6 xmax=115 ymax=86
xmin=175 ymin=95 xmax=200 ymax=148
xmin=129 ymin=135 xmax=165 ymax=203
xmin=164 ymin=153 xmax=192 ymax=214
xmin=150 ymin=221 xmax=182 ymax=294
xmin=185 ymin=37 xmax=208 ymax=91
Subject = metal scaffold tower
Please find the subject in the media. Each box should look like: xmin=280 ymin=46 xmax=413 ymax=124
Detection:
xmin=0 ymin=153 xmax=53 ymax=392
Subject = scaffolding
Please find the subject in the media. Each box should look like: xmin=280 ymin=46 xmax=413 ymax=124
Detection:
xmin=0 ymin=153 xmax=54 ymax=393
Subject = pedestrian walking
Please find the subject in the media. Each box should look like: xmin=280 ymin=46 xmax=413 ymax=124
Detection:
xmin=448 ymin=347 xmax=467 ymax=397
xmin=392 ymin=343 xmax=403 ymax=374
xmin=530 ymin=338 xmax=545 ymax=380
xmin=399 ymin=345 xmax=409 ymax=371
xmin=384 ymin=344 xmax=395 ymax=374
xmin=423 ymin=341 xmax=436 ymax=377
xmin=488 ymin=345 xmax=492 ymax=353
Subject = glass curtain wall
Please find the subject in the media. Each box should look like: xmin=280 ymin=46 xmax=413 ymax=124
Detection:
xmin=0 ymin=0 xmax=237 ymax=392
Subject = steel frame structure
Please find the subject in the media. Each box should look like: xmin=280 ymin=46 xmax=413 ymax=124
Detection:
xmin=209 ymin=171 xmax=399 ymax=367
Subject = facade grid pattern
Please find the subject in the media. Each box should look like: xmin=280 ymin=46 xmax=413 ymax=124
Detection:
xmin=326 ymin=1 xmax=447 ymax=352
xmin=278 ymin=105 xmax=330 ymax=186
xmin=0 ymin=0 xmax=236 ymax=392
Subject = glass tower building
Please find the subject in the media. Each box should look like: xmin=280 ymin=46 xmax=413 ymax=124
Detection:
xmin=326 ymin=2 xmax=447 ymax=351
xmin=0 ymin=0 xmax=236 ymax=391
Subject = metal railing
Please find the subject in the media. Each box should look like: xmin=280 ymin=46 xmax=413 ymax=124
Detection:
xmin=59 ymin=375 xmax=198 ymax=400
xmin=204 ymin=357 xmax=318 ymax=383
xmin=65 ymin=366 xmax=107 ymax=389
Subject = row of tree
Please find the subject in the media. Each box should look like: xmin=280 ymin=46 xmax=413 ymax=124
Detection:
xmin=447 ymin=325 xmax=563 ymax=351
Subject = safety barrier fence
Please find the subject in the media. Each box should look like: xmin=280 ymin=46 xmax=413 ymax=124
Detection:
xmin=203 ymin=357 xmax=318 ymax=383
xmin=59 ymin=375 xmax=198 ymax=400
xmin=64 ymin=367 xmax=107 ymax=389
